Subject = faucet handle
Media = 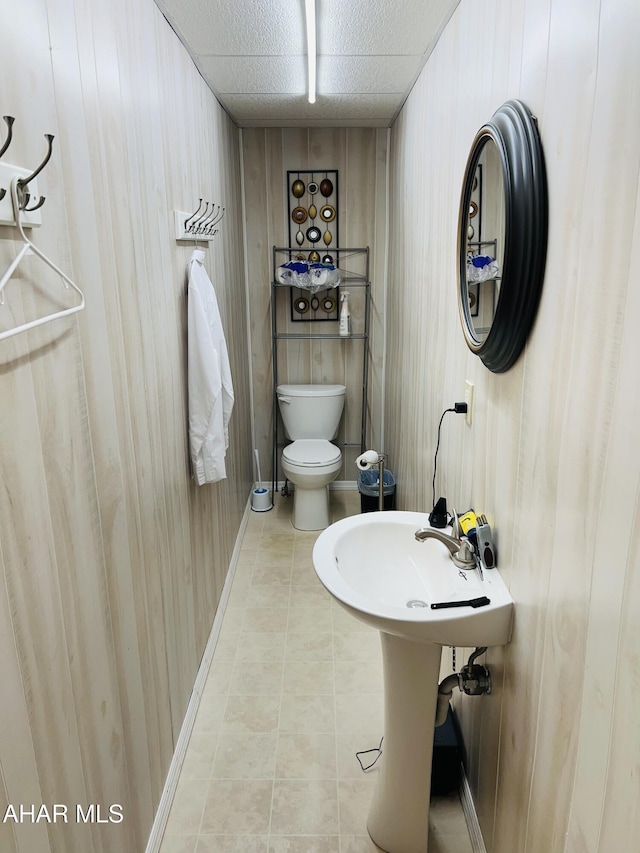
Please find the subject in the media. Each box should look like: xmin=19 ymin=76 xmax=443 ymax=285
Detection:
xmin=452 ymin=536 xmax=476 ymax=570
xmin=451 ymin=508 xmax=461 ymax=538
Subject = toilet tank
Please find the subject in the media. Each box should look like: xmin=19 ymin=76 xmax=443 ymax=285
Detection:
xmin=277 ymin=384 xmax=346 ymax=439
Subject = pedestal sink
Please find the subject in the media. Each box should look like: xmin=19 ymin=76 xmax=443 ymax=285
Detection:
xmin=312 ymin=511 xmax=514 ymax=853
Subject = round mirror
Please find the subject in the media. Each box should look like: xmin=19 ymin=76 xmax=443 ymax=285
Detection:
xmin=457 ymin=100 xmax=548 ymax=373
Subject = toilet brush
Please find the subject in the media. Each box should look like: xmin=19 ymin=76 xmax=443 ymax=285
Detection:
xmin=252 ymin=448 xmax=272 ymax=511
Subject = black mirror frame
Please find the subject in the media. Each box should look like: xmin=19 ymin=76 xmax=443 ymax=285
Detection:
xmin=457 ymin=100 xmax=548 ymax=373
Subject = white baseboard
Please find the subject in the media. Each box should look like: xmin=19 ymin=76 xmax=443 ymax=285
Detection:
xmin=459 ymin=766 xmax=488 ymax=853
xmin=144 ymin=495 xmax=252 ymax=853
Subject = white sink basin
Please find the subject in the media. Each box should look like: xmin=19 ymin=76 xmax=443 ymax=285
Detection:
xmin=312 ymin=510 xmax=515 ymax=853
xmin=313 ymin=510 xmax=514 ymax=647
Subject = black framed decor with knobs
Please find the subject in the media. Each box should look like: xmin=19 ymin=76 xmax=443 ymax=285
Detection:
xmin=287 ymin=169 xmax=340 ymax=322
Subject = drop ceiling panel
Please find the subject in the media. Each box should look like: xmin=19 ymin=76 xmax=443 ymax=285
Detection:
xmin=221 ymin=93 xmax=400 ymax=121
xmin=198 ymin=56 xmax=306 ymax=95
xmin=318 ymin=55 xmax=423 ymax=95
xmin=154 ymin=0 xmax=461 ymax=127
xmin=317 ymin=0 xmax=456 ymax=54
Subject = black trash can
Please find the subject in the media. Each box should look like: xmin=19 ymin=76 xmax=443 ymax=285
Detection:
xmin=358 ymin=469 xmax=396 ymax=513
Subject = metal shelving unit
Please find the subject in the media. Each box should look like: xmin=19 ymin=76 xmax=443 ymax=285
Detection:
xmin=271 ymin=246 xmax=371 ymax=502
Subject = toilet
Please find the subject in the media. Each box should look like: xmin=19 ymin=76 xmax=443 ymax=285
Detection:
xmin=277 ymin=383 xmax=346 ymax=531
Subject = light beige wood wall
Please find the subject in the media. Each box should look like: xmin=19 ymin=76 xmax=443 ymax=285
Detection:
xmin=0 ymin=1 xmax=251 ymax=851
xmin=386 ymin=0 xmax=640 ymax=850
xmin=241 ymin=128 xmax=388 ymax=486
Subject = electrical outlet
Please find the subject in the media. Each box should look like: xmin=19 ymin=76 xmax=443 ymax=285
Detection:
xmin=464 ymin=380 xmax=474 ymax=426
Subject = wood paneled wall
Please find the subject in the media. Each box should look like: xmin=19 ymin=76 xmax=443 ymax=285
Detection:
xmin=385 ymin=0 xmax=640 ymax=851
xmin=241 ymin=128 xmax=388 ymax=485
xmin=0 ymin=1 xmax=251 ymax=851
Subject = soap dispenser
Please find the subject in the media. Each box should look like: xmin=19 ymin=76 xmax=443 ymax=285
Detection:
xmin=339 ymin=291 xmax=351 ymax=336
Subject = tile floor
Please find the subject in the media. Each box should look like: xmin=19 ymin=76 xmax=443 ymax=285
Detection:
xmin=160 ymin=490 xmax=474 ymax=853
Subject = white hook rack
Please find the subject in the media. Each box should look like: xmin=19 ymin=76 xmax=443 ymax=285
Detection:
xmin=174 ymin=199 xmax=225 ymax=241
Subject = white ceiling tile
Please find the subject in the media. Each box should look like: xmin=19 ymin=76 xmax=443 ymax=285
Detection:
xmin=317 ymin=0 xmax=458 ymax=55
xmin=221 ymin=93 xmax=400 ymax=122
xmin=318 ymin=55 xmax=423 ymax=94
xmin=157 ymin=0 xmax=306 ymax=56
xmin=198 ymin=56 xmax=306 ymax=94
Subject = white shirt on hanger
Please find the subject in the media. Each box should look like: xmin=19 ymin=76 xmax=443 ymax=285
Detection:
xmin=187 ymin=249 xmax=234 ymax=484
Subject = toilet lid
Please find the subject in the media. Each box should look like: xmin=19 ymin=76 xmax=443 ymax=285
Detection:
xmin=283 ymin=440 xmax=341 ymax=467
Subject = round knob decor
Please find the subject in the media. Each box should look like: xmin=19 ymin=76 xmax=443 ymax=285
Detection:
xmin=320 ymin=178 xmax=333 ymax=197
xmin=306 ymin=226 xmax=321 ymax=243
xmin=308 ymin=181 xmax=318 ymax=194
xmin=291 ymin=179 xmax=305 ymax=198
xmin=292 ymin=206 xmax=308 ymax=224
xmin=320 ymin=204 xmax=335 ymax=222
xmin=308 ymin=250 xmax=320 ymax=262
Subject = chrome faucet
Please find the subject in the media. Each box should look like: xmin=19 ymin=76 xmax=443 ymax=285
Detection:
xmin=414 ymin=527 xmax=477 ymax=569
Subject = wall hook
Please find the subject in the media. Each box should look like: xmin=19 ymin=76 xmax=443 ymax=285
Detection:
xmin=184 ymin=198 xmax=204 ymax=231
xmin=23 ymin=194 xmax=46 ymax=212
xmin=16 ymin=133 xmax=55 ymax=208
xmin=0 ymin=115 xmax=15 ymax=159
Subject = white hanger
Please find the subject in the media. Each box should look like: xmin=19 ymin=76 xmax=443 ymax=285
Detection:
xmin=0 ymin=175 xmax=85 ymax=342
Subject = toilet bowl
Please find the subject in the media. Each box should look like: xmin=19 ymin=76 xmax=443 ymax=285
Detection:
xmin=277 ymin=384 xmax=346 ymax=531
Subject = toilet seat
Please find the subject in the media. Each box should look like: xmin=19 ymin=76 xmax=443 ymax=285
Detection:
xmin=282 ymin=439 xmax=341 ymax=467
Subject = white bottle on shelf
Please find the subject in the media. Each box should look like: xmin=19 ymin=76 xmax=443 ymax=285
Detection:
xmin=339 ymin=291 xmax=351 ymax=336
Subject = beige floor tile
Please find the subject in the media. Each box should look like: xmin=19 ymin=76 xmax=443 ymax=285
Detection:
xmin=200 ymin=780 xmax=273 ymax=834
xmin=270 ymin=780 xmax=339 ymax=835
xmin=336 ymin=733 xmax=383 ymax=779
xmin=337 ymin=778 xmax=378 ymax=837
xmin=212 ymin=732 xmax=277 ymax=779
xmin=330 ymin=601 xmax=371 ymax=632
xmin=222 ymin=606 xmax=247 ymax=633
xmin=278 ymin=694 xmax=336 ymax=733
xmin=179 ymin=732 xmax=219 ymax=780
xmin=252 ymin=563 xmax=293 ymax=585
xmin=202 ymin=660 xmax=234 ymax=695
xmin=192 ymin=692 xmax=228 ymax=735
xmin=334 ymin=695 xmax=384 ymax=733
xmin=197 ymin=836 xmax=268 ymax=852
xmin=333 ymin=632 xmax=381 ymax=662
xmin=222 ymin=695 xmax=281 ymax=733
xmin=247 ymin=584 xmax=291 ymax=608
xmin=229 ymin=661 xmax=284 ymax=695
xmin=163 ymin=779 xmax=208 ymax=835
xmin=212 ymin=630 xmax=240 ymax=661
xmin=338 ymin=836 xmax=383 ymax=852
xmin=236 ymin=632 xmax=287 ymax=661
xmin=287 ymin=603 xmax=333 ymax=633
xmin=159 ymin=835 xmax=197 ymax=853
xmin=275 ymin=733 xmax=337 ymax=779
xmin=268 ymin=836 xmax=339 ymax=852
xmin=334 ymin=660 xmax=383 ymax=694
xmin=282 ymin=660 xmax=334 ymax=694
xmin=284 ymin=632 xmax=333 ymax=661
xmin=242 ymin=607 xmax=290 ymax=634
xmin=290 ymin=562 xmax=319 ymax=585
xmin=289 ymin=583 xmax=330 ymax=606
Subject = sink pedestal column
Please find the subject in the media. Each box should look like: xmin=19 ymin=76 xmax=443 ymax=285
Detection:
xmin=367 ymin=633 xmax=442 ymax=853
